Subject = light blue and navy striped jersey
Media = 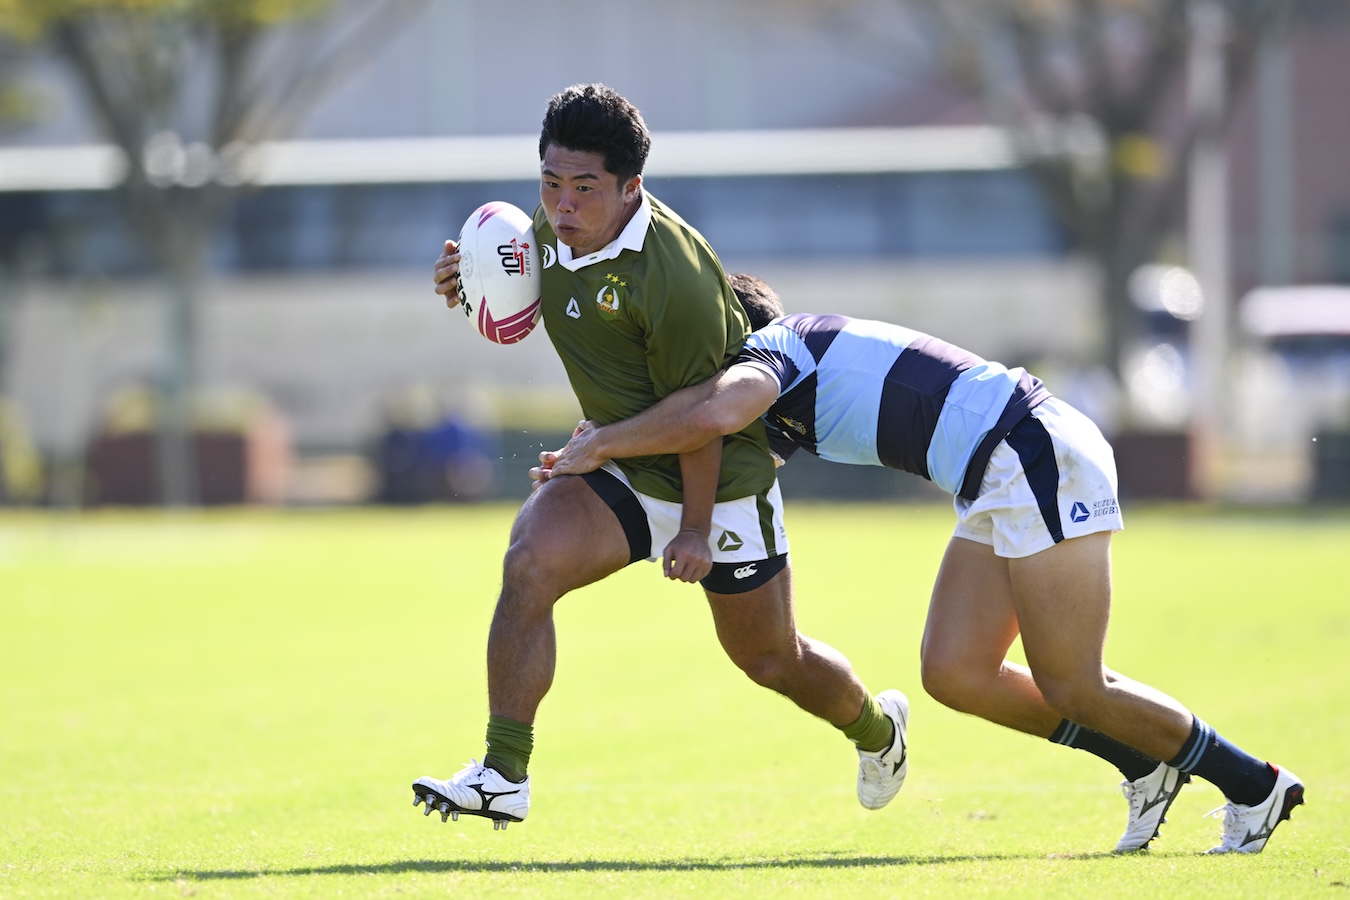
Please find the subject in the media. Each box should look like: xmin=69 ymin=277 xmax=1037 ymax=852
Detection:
xmin=736 ymin=313 xmax=1051 ymax=500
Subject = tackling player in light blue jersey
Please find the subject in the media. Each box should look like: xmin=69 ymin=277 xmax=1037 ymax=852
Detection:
xmin=540 ymin=273 xmax=1304 ymax=855
xmin=738 ymin=312 xmax=1049 ymax=500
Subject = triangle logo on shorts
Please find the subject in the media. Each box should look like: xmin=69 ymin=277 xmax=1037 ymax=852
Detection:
xmin=717 ymin=530 xmax=743 ymax=551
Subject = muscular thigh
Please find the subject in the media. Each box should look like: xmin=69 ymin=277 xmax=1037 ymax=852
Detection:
xmin=704 ymin=563 xmax=796 ymax=665
xmin=1007 ymin=531 xmax=1112 ymax=683
xmin=923 ymin=537 xmax=1020 ymax=672
xmin=506 ymin=474 xmax=631 ymax=595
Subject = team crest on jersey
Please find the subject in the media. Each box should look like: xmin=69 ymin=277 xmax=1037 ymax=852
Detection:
xmin=775 ymin=414 xmax=807 ymax=436
xmin=596 ymin=273 xmax=627 ymax=316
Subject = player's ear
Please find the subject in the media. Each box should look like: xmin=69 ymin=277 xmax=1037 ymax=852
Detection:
xmin=622 ymin=174 xmax=642 ymax=202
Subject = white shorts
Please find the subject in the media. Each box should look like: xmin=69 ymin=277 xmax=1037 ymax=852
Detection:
xmin=582 ymin=461 xmax=790 ymax=593
xmin=952 ymin=397 xmax=1124 ymax=559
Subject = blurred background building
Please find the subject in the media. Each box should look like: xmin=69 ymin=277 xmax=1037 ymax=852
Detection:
xmin=1 ymin=0 xmax=1348 ymax=506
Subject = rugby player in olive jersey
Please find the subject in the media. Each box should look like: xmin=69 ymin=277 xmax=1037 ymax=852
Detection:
xmin=413 ymin=84 xmax=908 ymax=830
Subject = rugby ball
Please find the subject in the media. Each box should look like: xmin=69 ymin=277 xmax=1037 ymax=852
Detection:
xmin=455 ymin=201 xmax=542 ymax=344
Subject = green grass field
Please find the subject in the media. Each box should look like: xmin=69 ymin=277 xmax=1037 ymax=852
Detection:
xmin=1 ymin=503 xmax=1346 ymax=898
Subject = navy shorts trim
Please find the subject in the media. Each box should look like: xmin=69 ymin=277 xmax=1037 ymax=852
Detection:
xmin=700 ymin=554 xmax=788 ymax=595
xmin=1003 ymin=414 xmax=1064 ymax=544
xmin=579 ymin=469 xmax=651 ymax=565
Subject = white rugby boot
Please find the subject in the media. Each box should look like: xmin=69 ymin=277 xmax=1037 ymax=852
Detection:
xmin=1206 ymin=765 xmax=1304 ymax=854
xmin=856 ymin=689 xmax=909 ymax=810
xmin=1115 ymin=762 xmax=1190 ymax=852
xmin=412 ymin=759 xmax=530 ymax=830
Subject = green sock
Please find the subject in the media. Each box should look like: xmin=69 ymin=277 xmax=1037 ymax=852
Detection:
xmin=840 ymin=694 xmax=894 ymax=753
xmin=484 ymin=715 xmax=533 ymax=782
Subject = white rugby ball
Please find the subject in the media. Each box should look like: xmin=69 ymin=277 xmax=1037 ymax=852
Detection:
xmin=455 ymin=201 xmax=543 ymax=344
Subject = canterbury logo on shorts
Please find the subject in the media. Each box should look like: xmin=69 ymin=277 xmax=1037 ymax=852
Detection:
xmin=701 ymin=556 xmax=787 ymax=595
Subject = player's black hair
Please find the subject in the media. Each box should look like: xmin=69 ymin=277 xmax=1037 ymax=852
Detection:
xmin=539 ymin=83 xmax=650 ymax=183
xmin=728 ymin=273 xmax=786 ymax=331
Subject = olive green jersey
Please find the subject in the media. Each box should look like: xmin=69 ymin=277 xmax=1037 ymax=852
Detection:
xmin=532 ymin=192 xmax=775 ymax=503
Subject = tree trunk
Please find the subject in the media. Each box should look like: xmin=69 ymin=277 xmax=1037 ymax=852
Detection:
xmin=136 ymin=188 xmax=213 ymax=509
xmin=0 ymin=261 xmax=10 ymax=397
xmin=157 ymin=246 xmax=201 ymax=508
xmin=1101 ymin=251 xmax=1139 ymax=399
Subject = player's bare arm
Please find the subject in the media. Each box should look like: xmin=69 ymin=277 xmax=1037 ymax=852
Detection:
xmin=433 ymin=238 xmax=462 ymax=309
xmin=548 ymin=365 xmax=780 ymax=478
xmin=665 ymin=440 xmax=720 ymax=583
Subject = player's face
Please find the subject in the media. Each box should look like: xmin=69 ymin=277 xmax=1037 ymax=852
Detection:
xmin=540 ymin=144 xmax=641 ymax=258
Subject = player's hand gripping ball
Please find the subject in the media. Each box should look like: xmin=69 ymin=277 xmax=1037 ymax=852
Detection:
xmin=455 ymin=201 xmax=542 ymax=344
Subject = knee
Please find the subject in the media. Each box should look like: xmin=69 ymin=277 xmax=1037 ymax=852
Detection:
xmin=503 ymin=538 xmax=544 ymax=584
xmin=732 ymin=646 xmax=799 ymax=695
xmin=1032 ymin=671 xmax=1105 ymax=724
xmin=919 ymin=649 xmax=984 ymax=714
xmin=500 ymin=536 xmax=570 ymax=604
xmin=504 ymin=531 xmax=572 ymax=588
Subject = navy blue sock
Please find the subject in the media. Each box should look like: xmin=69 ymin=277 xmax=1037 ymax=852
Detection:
xmin=1166 ymin=716 xmax=1276 ymax=806
xmin=1049 ymin=719 xmax=1160 ymax=782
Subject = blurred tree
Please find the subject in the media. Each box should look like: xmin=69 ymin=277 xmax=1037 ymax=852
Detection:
xmin=0 ymin=31 xmax=38 ymax=445
xmin=910 ymin=0 xmax=1317 ymax=383
xmin=0 ymin=33 xmax=38 ymax=137
xmin=0 ymin=0 xmax=425 ymax=505
xmin=766 ymin=0 xmax=1315 ymax=383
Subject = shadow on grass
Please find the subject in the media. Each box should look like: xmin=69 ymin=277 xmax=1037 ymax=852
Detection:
xmin=151 ymin=849 xmax=1125 ymax=882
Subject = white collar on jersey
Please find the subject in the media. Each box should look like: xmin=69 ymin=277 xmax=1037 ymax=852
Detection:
xmin=555 ymin=191 xmax=651 ymax=272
